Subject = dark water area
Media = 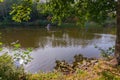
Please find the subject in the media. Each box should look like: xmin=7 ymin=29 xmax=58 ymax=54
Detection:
xmin=0 ymin=28 xmax=116 ymax=73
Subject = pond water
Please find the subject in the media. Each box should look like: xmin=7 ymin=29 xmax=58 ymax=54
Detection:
xmin=0 ymin=28 xmax=116 ymax=73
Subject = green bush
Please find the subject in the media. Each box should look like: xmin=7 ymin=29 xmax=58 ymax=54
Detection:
xmin=0 ymin=53 xmax=28 ymax=80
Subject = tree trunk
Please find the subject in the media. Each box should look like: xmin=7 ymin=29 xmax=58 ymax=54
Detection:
xmin=115 ymin=0 xmax=120 ymax=65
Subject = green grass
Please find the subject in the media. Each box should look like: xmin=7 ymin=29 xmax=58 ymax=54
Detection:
xmin=99 ymin=71 xmax=120 ymax=80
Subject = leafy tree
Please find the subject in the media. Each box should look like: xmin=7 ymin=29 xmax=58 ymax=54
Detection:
xmin=10 ymin=0 xmax=32 ymax=22
xmin=0 ymin=0 xmax=21 ymax=21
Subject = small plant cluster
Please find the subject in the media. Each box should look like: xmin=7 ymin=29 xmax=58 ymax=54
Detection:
xmin=11 ymin=41 xmax=33 ymax=65
xmin=95 ymin=45 xmax=115 ymax=59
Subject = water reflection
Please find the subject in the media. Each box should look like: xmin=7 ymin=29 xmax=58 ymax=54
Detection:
xmin=0 ymin=29 xmax=99 ymax=48
xmin=0 ymin=28 xmax=116 ymax=73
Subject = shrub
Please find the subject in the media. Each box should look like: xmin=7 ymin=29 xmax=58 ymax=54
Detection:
xmin=0 ymin=53 xmax=28 ymax=80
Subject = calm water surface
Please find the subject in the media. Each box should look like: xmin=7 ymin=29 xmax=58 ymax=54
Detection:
xmin=0 ymin=28 xmax=116 ymax=73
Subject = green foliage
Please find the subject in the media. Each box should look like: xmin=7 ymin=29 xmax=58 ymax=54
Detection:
xmin=86 ymin=0 xmax=116 ymax=23
xmin=42 ymin=0 xmax=72 ymax=24
xmin=0 ymin=0 xmax=3 ymax=2
xmin=11 ymin=41 xmax=33 ymax=65
xmin=0 ymin=33 xmax=32 ymax=80
xmin=0 ymin=36 xmax=32 ymax=79
xmin=0 ymin=54 xmax=28 ymax=80
xmin=42 ymin=0 xmax=116 ymax=25
xmin=95 ymin=46 xmax=115 ymax=59
xmin=42 ymin=0 xmax=75 ymax=24
xmin=10 ymin=0 xmax=32 ymax=22
xmin=0 ymin=0 xmax=116 ymax=26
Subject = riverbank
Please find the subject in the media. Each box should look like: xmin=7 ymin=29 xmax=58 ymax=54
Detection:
xmin=27 ymin=53 xmax=120 ymax=80
xmin=0 ymin=19 xmax=116 ymax=29
xmin=0 ymin=20 xmax=56 ymax=28
xmin=29 ymin=58 xmax=120 ymax=80
xmin=1 ymin=53 xmax=120 ymax=80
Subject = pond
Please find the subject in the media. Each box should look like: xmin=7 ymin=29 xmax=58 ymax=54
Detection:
xmin=0 ymin=28 xmax=116 ymax=73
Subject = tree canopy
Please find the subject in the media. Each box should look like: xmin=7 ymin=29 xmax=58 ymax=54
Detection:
xmin=42 ymin=0 xmax=116 ymax=24
xmin=0 ymin=0 xmax=117 ymax=24
xmin=10 ymin=0 xmax=32 ymax=22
